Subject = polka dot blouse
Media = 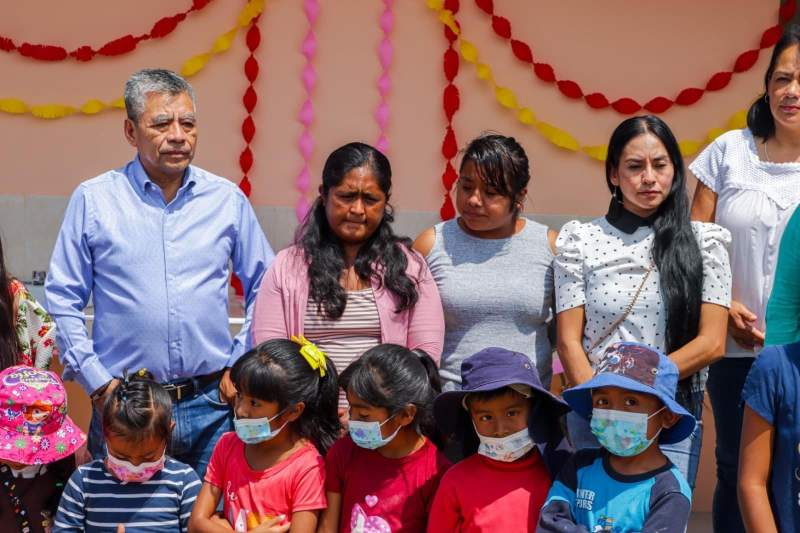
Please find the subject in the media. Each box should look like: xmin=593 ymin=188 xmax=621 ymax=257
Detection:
xmin=555 ymin=216 xmax=732 ymax=366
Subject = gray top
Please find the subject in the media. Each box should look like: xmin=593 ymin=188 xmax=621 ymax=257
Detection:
xmin=425 ymin=218 xmax=555 ymax=390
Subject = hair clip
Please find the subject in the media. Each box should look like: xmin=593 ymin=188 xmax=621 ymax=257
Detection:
xmin=291 ymin=335 xmax=327 ymax=377
xmin=136 ymin=368 xmax=148 ymax=378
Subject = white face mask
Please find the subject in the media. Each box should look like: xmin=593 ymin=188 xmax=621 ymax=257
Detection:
xmin=9 ymin=464 xmax=45 ymax=479
xmin=474 ymin=425 xmax=535 ymax=462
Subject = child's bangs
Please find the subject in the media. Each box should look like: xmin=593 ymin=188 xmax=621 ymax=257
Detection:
xmin=343 ymin=363 xmax=390 ymax=410
xmin=232 ymin=356 xmax=288 ymax=406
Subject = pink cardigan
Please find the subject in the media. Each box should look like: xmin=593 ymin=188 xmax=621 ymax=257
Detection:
xmin=251 ymin=245 xmax=444 ymax=363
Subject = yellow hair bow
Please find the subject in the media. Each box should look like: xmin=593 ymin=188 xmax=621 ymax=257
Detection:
xmin=291 ymin=335 xmax=327 ymax=377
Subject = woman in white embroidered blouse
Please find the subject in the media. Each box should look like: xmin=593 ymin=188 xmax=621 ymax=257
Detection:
xmin=690 ymin=28 xmax=800 ymax=533
xmin=555 ymin=116 xmax=732 ymax=489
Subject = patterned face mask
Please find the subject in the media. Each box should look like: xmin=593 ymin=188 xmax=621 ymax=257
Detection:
xmin=234 ymin=409 xmax=288 ymax=445
xmin=348 ymin=416 xmax=402 ymax=450
xmin=475 ymin=425 xmax=535 ymax=462
xmin=590 ymin=407 xmax=665 ymax=457
xmin=106 ymin=450 xmax=166 ymax=483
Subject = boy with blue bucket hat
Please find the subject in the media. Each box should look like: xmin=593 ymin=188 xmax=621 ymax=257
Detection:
xmin=538 ymin=342 xmax=694 ymax=533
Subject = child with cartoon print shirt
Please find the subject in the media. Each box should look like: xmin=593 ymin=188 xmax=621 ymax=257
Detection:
xmin=537 ymin=342 xmax=694 ymax=533
xmin=0 ymin=366 xmax=85 ymax=533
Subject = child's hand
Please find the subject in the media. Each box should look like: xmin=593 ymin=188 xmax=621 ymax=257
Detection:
xmin=116 ymin=525 xmax=125 ymax=533
xmin=250 ymin=515 xmax=290 ymax=533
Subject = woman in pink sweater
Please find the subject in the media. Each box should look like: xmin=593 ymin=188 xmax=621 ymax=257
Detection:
xmin=252 ymin=142 xmax=444 ymax=409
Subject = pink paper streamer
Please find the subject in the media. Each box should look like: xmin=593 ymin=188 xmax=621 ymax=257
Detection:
xmin=375 ymin=0 xmax=393 ymax=154
xmin=296 ymin=0 xmax=320 ymax=222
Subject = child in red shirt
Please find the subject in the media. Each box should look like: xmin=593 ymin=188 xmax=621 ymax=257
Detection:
xmin=427 ymin=347 xmax=572 ymax=532
xmin=318 ymin=345 xmax=451 ymax=533
xmin=190 ymin=338 xmax=341 ymax=533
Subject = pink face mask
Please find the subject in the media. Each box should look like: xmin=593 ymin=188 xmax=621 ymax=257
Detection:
xmin=106 ymin=450 xmax=166 ymax=483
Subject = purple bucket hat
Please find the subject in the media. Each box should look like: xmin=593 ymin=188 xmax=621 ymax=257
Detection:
xmin=0 ymin=366 xmax=86 ymax=465
xmin=434 ymin=347 xmax=570 ymax=435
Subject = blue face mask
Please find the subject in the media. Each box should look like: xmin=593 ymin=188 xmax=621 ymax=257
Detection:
xmin=234 ymin=409 xmax=288 ymax=445
xmin=348 ymin=416 xmax=402 ymax=450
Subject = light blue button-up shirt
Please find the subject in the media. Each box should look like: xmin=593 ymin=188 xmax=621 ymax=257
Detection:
xmin=45 ymin=157 xmax=274 ymax=393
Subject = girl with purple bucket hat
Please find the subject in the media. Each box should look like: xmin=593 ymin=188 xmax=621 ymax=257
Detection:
xmin=0 ymin=365 xmax=85 ymax=533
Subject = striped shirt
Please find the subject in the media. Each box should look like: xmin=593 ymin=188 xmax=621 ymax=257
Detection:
xmin=53 ymin=457 xmax=200 ymax=532
xmin=304 ymin=289 xmax=381 ymax=407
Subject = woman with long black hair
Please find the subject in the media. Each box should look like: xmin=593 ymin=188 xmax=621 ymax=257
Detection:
xmin=555 ymin=116 xmax=732 ymax=488
xmin=0 ymin=235 xmax=56 ymax=371
xmin=251 ymin=142 xmax=444 ymax=412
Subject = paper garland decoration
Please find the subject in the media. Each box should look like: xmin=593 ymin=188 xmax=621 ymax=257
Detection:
xmin=0 ymin=1 xmax=215 ymax=62
xmin=426 ymin=0 xmax=749 ymax=161
xmin=375 ymin=0 xmax=394 ymax=153
xmin=232 ymin=15 xmax=263 ymax=298
xmin=473 ymin=0 xmax=797 ymax=114
xmin=440 ymin=0 xmax=461 ymax=220
xmin=0 ymin=0 xmax=266 ymax=119
xmin=295 ymin=0 xmax=320 ymax=222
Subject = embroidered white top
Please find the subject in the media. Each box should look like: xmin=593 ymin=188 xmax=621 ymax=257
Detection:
xmin=555 ymin=214 xmax=732 ymax=366
xmin=690 ymin=128 xmax=800 ymax=357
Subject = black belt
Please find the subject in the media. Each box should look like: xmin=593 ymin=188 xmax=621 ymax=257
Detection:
xmin=162 ymin=369 xmax=225 ymax=403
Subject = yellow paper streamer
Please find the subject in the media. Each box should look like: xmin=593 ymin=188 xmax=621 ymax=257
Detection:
xmin=1 ymin=0 xmax=267 ymax=120
xmin=426 ymin=1 xmax=752 ymax=161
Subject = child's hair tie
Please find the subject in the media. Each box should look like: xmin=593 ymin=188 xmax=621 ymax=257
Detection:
xmin=291 ymin=335 xmax=327 ymax=377
xmin=136 ymin=368 xmax=148 ymax=378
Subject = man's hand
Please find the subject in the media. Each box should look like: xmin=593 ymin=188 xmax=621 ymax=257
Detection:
xmin=219 ymin=369 xmax=236 ymax=405
xmin=91 ymin=378 xmax=120 ymax=412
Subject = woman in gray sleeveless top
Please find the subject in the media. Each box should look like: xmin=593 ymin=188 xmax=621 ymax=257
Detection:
xmin=414 ymin=134 xmax=556 ymax=391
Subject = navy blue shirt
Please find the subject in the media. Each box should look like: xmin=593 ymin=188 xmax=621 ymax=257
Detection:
xmin=53 ymin=457 xmax=200 ymax=532
xmin=742 ymin=342 xmax=800 ymax=532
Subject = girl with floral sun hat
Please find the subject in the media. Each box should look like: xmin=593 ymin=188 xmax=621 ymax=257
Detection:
xmin=0 ymin=365 xmax=85 ymax=533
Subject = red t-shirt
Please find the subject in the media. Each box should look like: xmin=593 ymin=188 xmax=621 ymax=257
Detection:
xmin=427 ymin=450 xmax=552 ymax=532
xmin=205 ymin=432 xmax=327 ymax=532
xmin=325 ymin=435 xmax=451 ymax=533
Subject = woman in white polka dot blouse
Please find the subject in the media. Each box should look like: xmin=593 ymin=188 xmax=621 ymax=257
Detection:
xmin=554 ymin=115 xmax=732 ymax=489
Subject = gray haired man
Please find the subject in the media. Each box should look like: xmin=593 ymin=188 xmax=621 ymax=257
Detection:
xmin=46 ymin=68 xmax=274 ymax=477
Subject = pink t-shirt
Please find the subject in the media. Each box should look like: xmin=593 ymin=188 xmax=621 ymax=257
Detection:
xmin=205 ymin=432 xmax=327 ymax=532
xmin=326 ymin=436 xmax=451 ymax=533
xmin=427 ymin=451 xmax=552 ymax=532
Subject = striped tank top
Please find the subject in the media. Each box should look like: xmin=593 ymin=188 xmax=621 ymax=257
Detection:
xmin=304 ymin=289 xmax=382 ymax=407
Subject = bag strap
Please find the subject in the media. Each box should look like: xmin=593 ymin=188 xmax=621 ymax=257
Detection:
xmin=588 ymin=261 xmax=656 ymax=354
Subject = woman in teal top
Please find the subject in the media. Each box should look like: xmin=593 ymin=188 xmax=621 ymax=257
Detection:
xmin=765 ymin=207 xmax=800 ymax=346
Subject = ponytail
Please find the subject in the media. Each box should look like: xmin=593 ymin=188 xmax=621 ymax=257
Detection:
xmin=231 ymin=339 xmax=342 ymax=454
xmin=101 ymin=369 xmax=172 ymax=445
xmin=341 ymin=344 xmax=441 ymax=442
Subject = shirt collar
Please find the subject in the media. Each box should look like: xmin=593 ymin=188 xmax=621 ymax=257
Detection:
xmin=605 ymin=199 xmax=657 ymax=234
xmin=130 ymin=155 xmax=197 ymax=196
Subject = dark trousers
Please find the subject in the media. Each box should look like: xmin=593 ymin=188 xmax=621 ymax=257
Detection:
xmin=706 ymin=357 xmax=754 ymax=533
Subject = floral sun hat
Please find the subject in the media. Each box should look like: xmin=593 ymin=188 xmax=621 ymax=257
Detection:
xmin=0 ymin=365 xmax=86 ymax=465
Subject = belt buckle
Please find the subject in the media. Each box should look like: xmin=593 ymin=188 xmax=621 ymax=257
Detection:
xmin=164 ymin=382 xmax=189 ymax=401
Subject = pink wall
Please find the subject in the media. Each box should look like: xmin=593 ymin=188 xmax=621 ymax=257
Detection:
xmin=0 ymin=0 xmax=780 ymax=515
xmin=0 ymin=0 xmax=774 ymax=216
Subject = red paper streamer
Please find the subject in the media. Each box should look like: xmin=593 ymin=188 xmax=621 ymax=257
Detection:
xmin=440 ymin=0 xmax=460 ymax=220
xmin=1 ymin=1 xmax=215 ymax=62
xmin=474 ymin=0 xmax=796 ymax=114
xmin=233 ymin=17 xmax=262 ymax=297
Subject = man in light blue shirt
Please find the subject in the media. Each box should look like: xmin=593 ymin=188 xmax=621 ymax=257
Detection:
xmin=45 ymin=69 xmax=274 ymax=476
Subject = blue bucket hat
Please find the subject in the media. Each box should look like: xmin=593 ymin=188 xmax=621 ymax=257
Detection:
xmin=563 ymin=342 xmax=696 ymax=445
xmin=434 ymin=347 xmax=569 ymax=436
